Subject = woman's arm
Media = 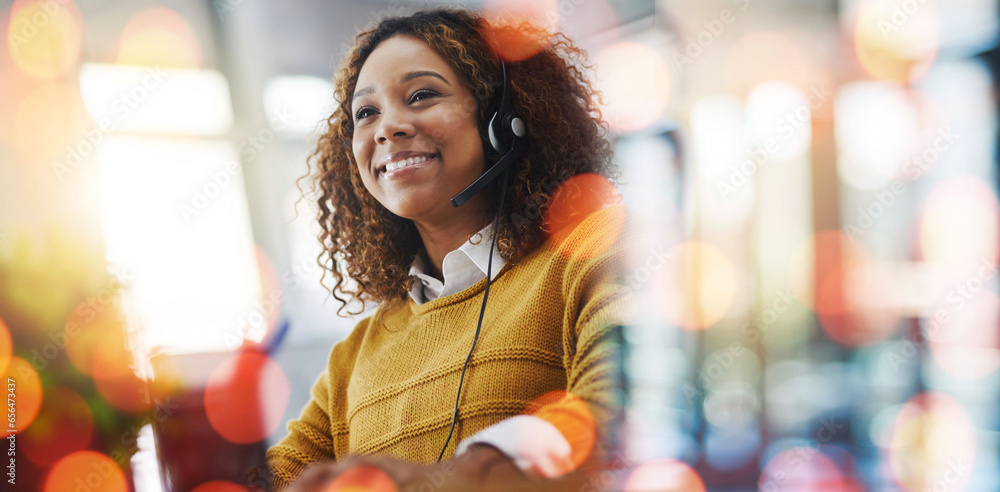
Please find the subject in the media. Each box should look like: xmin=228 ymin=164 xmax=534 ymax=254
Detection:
xmin=266 ymin=370 xmax=337 ymax=490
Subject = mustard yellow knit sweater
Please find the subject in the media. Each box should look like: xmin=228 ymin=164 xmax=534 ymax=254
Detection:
xmin=266 ymin=204 xmax=631 ymax=489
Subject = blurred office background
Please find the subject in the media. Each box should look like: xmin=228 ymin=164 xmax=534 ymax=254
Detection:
xmin=1 ymin=0 xmax=998 ymax=490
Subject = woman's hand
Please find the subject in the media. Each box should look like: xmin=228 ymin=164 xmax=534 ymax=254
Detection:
xmin=286 ymin=444 xmax=533 ymax=492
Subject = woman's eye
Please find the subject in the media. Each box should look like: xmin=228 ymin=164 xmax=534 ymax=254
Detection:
xmin=410 ymin=90 xmax=438 ymax=103
xmin=354 ymin=107 xmax=377 ymax=121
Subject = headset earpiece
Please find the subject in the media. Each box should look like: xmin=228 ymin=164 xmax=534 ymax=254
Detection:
xmin=451 ymin=60 xmax=528 ymax=208
xmin=488 ymin=113 xmax=526 ymax=155
xmin=485 ymin=61 xmax=525 ymax=154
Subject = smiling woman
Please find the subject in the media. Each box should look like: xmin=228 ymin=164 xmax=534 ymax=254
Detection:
xmin=307 ymin=8 xmax=617 ymax=309
xmin=265 ymin=7 xmax=631 ymax=492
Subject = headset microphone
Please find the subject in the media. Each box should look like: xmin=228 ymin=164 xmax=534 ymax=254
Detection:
xmin=450 ymin=61 xmax=527 ymax=208
xmin=437 ymin=60 xmax=526 ymax=462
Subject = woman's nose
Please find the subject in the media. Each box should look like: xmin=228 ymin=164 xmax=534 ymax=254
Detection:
xmin=375 ymin=109 xmax=414 ymax=143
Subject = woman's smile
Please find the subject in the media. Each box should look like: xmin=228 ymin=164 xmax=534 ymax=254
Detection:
xmin=378 ymin=152 xmax=439 ymax=178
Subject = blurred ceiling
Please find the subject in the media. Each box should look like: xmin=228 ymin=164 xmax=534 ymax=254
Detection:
xmin=64 ymin=0 xmax=657 ymax=77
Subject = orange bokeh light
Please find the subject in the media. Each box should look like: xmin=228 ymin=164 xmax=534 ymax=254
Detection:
xmin=191 ymin=480 xmax=251 ymax=492
xmin=789 ymin=230 xmax=858 ymax=311
xmin=815 ymin=260 xmax=900 ymax=347
xmin=7 ymin=0 xmax=83 ymax=79
xmin=117 ymin=6 xmax=202 ymax=68
xmin=658 ymin=241 xmax=738 ymax=330
xmin=22 ymin=386 xmax=93 ymax=467
xmin=624 ymin=459 xmax=706 ymax=492
xmin=44 ymin=451 xmax=128 ymax=492
xmin=595 ymin=42 xmax=670 ymax=132
xmin=323 ymin=466 xmax=398 ymax=492
xmin=3 ymin=356 xmax=43 ymax=432
xmin=481 ymin=0 xmax=558 ymax=62
xmin=890 ymin=392 xmax=976 ymax=492
xmin=0 ymin=316 xmax=11 ymax=375
xmin=524 ymin=391 xmax=596 ymax=470
xmin=544 ymin=173 xmax=624 ymax=260
xmin=92 ymin=346 xmax=154 ymax=413
xmin=852 ymin=0 xmax=940 ymax=84
xmin=64 ymin=296 xmax=127 ymax=378
xmin=790 ymin=230 xmax=898 ymax=347
xmin=204 ymin=351 xmax=290 ymax=444
xmin=62 ymin=296 xmax=168 ymax=412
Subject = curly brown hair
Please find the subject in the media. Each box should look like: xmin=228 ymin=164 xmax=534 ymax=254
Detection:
xmin=303 ymin=7 xmax=618 ymax=316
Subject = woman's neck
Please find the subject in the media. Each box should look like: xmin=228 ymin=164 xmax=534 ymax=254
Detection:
xmin=413 ymin=214 xmax=486 ymax=281
xmin=412 ymin=192 xmax=493 ymax=280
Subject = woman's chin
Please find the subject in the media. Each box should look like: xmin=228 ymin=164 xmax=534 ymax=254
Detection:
xmin=383 ymin=200 xmax=435 ymax=222
xmin=378 ymin=184 xmax=488 ymax=226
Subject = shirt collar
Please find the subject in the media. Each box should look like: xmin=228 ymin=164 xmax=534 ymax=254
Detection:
xmin=455 ymin=222 xmax=506 ymax=281
xmin=407 ymin=222 xmax=506 ymax=300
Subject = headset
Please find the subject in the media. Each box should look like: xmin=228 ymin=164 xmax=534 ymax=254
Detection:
xmin=437 ymin=60 xmax=527 ymax=461
xmin=450 ymin=61 xmax=527 ymax=208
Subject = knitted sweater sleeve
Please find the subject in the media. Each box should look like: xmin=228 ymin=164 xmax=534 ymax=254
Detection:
xmin=534 ymin=204 xmax=631 ymax=473
xmin=265 ymin=317 xmax=368 ymax=490
xmin=265 ymin=368 xmax=336 ymax=490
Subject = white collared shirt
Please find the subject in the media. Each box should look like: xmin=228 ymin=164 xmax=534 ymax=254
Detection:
xmin=408 ymin=224 xmax=506 ymax=304
xmin=407 ymin=224 xmax=575 ymax=478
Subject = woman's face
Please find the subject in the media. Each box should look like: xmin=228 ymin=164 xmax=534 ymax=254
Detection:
xmin=351 ymin=34 xmax=487 ymax=226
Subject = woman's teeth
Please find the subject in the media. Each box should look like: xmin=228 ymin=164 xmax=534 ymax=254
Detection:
xmin=384 ymin=154 xmax=434 ymax=173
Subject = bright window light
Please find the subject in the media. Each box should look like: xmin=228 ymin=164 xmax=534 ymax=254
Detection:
xmin=97 ymin=135 xmax=260 ymax=354
xmin=264 ymin=75 xmax=336 ymax=135
xmin=79 ymin=63 xmax=234 ymax=136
